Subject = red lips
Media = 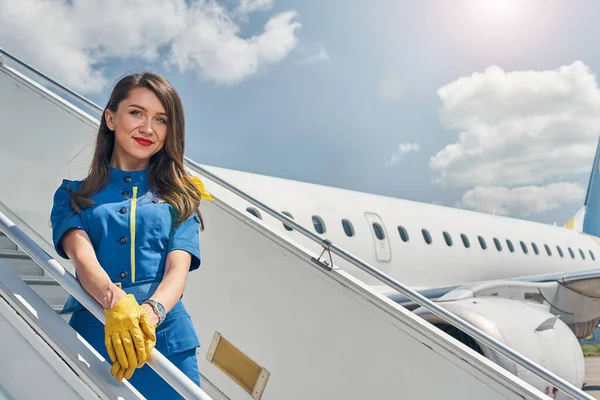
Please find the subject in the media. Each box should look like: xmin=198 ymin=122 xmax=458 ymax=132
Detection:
xmin=134 ymin=137 xmax=153 ymax=147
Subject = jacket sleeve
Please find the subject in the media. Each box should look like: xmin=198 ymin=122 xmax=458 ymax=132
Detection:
xmin=167 ymin=213 xmax=201 ymax=271
xmin=50 ymin=180 xmax=85 ymax=259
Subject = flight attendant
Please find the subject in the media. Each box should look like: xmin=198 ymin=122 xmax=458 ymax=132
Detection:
xmin=50 ymin=72 xmax=211 ymax=399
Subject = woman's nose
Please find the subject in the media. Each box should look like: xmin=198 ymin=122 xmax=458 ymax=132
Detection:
xmin=139 ymin=118 xmax=153 ymax=134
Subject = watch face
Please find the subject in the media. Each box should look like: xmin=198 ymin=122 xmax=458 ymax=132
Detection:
xmin=146 ymin=300 xmax=166 ymax=320
xmin=150 ymin=300 xmax=165 ymax=318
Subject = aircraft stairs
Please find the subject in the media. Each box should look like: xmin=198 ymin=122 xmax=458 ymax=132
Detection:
xmin=0 ymin=48 xmax=595 ymax=399
xmin=0 ymin=230 xmax=69 ymax=316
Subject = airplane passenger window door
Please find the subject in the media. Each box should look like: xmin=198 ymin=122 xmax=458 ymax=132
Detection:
xmin=364 ymin=212 xmax=391 ymax=262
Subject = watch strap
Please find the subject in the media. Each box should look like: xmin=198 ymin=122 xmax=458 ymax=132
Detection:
xmin=143 ymin=299 xmax=166 ymax=326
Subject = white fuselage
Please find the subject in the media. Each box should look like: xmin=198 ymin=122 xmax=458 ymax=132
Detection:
xmin=198 ymin=165 xmax=600 ymax=289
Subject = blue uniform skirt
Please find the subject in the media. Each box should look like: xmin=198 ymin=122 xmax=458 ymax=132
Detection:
xmin=69 ymin=307 xmax=201 ymax=399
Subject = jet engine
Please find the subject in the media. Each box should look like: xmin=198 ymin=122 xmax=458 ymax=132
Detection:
xmin=414 ymin=296 xmax=585 ymax=399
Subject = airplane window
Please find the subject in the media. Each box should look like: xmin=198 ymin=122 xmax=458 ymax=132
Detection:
xmin=443 ymin=231 xmax=453 ymax=246
xmin=557 ymin=246 xmax=564 ymax=257
xmin=373 ymin=223 xmax=385 ymax=240
xmin=579 ymin=249 xmax=586 ymax=260
xmin=460 ymin=234 xmax=470 ymax=248
xmin=544 ymin=244 xmax=552 ymax=256
xmin=312 ymin=216 xmax=326 ymax=234
xmin=493 ymin=238 xmax=502 ymax=251
xmin=246 ymin=207 xmax=262 ymax=220
xmin=506 ymin=239 xmax=515 ymax=253
xmin=478 ymin=236 xmax=487 ymax=250
xmin=282 ymin=211 xmax=294 ymax=231
xmin=342 ymin=219 xmax=355 ymax=237
xmin=568 ymin=247 xmax=575 ymax=259
xmin=398 ymin=226 xmax=409 ymax=242
xmin=422 ymin=229 xmax=432 ymax=245
xmin=590 ymin=250 xmax=596 ymax=261
xmin=531 ymin=243 xmax=539 ymax=255
xmin=520 ymin=241 xmax=528 ymax=254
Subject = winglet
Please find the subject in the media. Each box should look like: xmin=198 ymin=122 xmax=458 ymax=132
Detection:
xmin=535 ymin=315 xmax=560 ymax=332
xmin=564 ymin=206 xmax=585 ymax=231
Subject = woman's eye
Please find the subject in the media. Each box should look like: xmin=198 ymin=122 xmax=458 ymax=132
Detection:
xmin=156 ymin=117 xmax=167 ymax=124
xmin=130 ymin=110 xmax=142 ymax=116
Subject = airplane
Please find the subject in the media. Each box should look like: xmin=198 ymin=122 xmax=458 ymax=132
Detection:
xmin=199 ymin=158 xmax=600 ymax=297
xmin=190 ymin=141 xmax=600 ymax=390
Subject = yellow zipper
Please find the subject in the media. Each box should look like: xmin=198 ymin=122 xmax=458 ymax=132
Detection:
xmin=130 ymin=186 xmax=138 ymax=283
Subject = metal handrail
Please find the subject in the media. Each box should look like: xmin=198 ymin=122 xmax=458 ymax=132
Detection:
xmin=0 ymin=48 xmax=104 ymax=114
xmin=0 ymin=208 xmax=212 ymax=400
xmin=185 ymin=159 xmax=593 ymax=400
xmin=0 ymin=47 xmax=591 ymax=399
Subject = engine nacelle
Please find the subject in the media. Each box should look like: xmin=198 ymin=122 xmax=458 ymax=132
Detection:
xmin=414 ymin=296 xmax=585 ymax=399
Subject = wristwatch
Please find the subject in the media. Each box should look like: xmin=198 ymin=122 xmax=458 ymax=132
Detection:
xmin=143 ymin=299 xmax=166 ymax=326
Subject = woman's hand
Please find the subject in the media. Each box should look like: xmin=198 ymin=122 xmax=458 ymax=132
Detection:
xmin=104 ymin=295 xmax=152 ymax=380
xmin=106 ymin=297 xmax=157 ymax=381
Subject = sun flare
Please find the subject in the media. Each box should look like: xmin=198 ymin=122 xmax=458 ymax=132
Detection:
xmin=471 ymin=0 xmax=524 ymax=21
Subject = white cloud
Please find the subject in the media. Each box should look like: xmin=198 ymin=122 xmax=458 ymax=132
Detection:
xmin=378 ymin=75 xmax=403 ymax=101
xmin=0 ymin=0 xmax=300 ymax=92
xmin=297 ymin=46 xmax=329 ymax=64
xmin=430 ymin=62 xmax=600 ymax=188
xmin=457 ymin=182 xmax=585 ymax=216
xmin=169 ymin=9 xmax=300 ymax=84
xmin=236 ymin=0 xmax=274 ymax=14
xmin=386 ymin=142 xmax=420 ymax=166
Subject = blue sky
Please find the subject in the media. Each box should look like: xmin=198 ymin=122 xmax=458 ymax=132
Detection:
xmin=3 ymin=0 xmax=600 ymax=225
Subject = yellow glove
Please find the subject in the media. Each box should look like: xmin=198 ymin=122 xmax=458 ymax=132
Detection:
xmin=110 ymin=310 xmax=157 ymax=381
xmin=104 ymin=295 xmax=153 ymax=380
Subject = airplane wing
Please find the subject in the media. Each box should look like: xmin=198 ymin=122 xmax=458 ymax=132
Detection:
xmin=387 ymin=267 xmax=600 ymax=339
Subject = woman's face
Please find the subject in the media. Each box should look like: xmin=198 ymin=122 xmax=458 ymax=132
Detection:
xmin=105 ymin=87 xmax=169 ymax=170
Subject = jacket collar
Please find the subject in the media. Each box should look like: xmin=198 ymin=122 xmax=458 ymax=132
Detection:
xmin=108 ymin=166 xmax=149 ymax=187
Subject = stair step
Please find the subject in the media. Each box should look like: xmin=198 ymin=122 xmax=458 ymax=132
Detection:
xmin=20 ymin=275 xmax=70 ymax=306
xmin=1 ymin=252 xmax=45 ymax=277
xmin=21 ymin=275 xmax=62 ymax=284
xmin=0 ymin=251 xmax=45 ymax=277
xmin=50 ymin=304 xmax=63 ymax=312
xmin=50 ymin=304 xmax=72 ymax=322
xmin=0 ymin=233 xmax=18 ymax=251
xmin=0 ymin=248 xmax=72 ymax=321
xmin=0 ymin=249 xmax=30 ymax=259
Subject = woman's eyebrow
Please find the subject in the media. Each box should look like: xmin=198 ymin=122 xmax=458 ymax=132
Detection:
xmin=128 ymin=104 xmax=167 ymax=116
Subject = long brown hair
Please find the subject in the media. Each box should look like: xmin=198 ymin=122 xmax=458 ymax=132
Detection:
xmin=70 ymin=72 xmax=204 ymax=230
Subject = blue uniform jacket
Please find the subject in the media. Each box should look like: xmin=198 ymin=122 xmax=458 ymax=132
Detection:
xmin=50 ymin=166 xmax=201 ymax=356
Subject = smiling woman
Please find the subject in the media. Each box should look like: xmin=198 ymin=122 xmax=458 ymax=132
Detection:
xmin=50 ymin=71 xmax=207 ymax=400
xmin=105 ymin=87 xmax=169 ymax=171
